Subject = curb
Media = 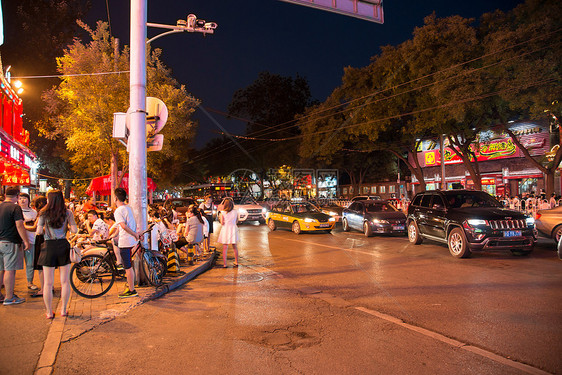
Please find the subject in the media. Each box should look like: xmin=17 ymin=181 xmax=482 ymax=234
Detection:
xmin=141 ymin=250 xmax=218 ymax=303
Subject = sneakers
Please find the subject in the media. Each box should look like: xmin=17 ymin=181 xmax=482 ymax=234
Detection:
xmin=3 ymin=295 xmax=25 ymax=305
xmin=0 ymin=294 xmax=4 ymax=303
xmin=118 ymin=289 xmax=138 ymax=298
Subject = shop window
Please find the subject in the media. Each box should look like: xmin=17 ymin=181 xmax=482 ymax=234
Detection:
xmin=371 ymin=186 xmax=377 ymax=194
xmin=363 ymin=186 xmax=370 ymax=194
xmin=343 ymin=187 xmax=348 ymax=195
xmin=389 ymin=185 xmax=395 ymax=193
xmin=379 ymin=186 xmax=386 ymax=193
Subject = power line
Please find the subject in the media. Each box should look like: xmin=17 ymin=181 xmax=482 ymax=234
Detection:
xmin=12 ymin=71 xmax=130 ymax=79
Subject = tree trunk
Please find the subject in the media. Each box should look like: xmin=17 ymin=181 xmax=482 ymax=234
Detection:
xmin=545 ymin=171 xmax=555 ymax=197
xmin=388 ymin=149 xmax=426 ymax=191
xmin=110 ymin=150 xmax=118 ymax=208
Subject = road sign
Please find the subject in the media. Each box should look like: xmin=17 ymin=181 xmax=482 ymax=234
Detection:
xmin=147 ymin=134 xmax=164 ymax=152
xmin=280 ymin=0 xmax=384 ymax=24
xmin=146 ymin=97 xmax=168 ymax=136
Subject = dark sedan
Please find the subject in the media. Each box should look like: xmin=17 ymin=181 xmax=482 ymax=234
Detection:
xmin=342 ymin=200 xmax=407 ymax=237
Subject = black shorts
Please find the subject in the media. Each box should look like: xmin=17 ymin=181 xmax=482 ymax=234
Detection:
xmin=33 ymin=234 xmax=45 ymax=271
xmin=119 ymin=247 xmax=133 ymax=270
xmin=175 ymin=236 xmax=188 ymax=248
xmin=205 ymin=214 xmax=214 ymax=234
xmin=38 ymin=239 xmax=71 ymax=267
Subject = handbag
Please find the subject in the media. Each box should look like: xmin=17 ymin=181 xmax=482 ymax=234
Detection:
xmin=70 ymin=246 xmax=82 ymax=263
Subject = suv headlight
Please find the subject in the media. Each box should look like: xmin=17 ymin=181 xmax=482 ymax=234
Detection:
xmin=526 ymin=217 xmax=535 ymax=227
xmin=467 ymin=219 xmax=487 ymax=226
xmin=261 ymin=208 xmax=267 ymax=214
xmin=239 ymin=208 xmax=247 ymax=215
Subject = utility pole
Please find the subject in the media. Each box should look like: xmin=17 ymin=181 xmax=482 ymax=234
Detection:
xmin=130 ymin=0 xmax=148 ymax=241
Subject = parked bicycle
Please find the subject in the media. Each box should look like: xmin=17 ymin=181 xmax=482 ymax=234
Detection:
xmin=70 ymin=224 xmax=166 ymax=299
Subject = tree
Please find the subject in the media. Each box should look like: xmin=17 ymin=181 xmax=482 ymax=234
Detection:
xmin=39 ymin=21 xmax=199 ymax=201
xmin=227 ymin=71 xmax=315 ymax=169
xmin=481 ymin=0 xmax=562 ymax=195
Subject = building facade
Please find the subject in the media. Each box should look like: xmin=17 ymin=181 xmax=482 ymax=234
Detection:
xmin=410 ymin=120 xmax=557 ymax=197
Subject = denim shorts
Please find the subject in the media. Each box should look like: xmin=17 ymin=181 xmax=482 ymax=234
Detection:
xmin=119 ymin=247 xmax=133 ymax=270
xmin=0 ymin=241 xmax=24 ymax=271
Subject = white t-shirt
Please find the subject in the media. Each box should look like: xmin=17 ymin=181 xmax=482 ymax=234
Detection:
xmin=22 ymin=207 xmax=37 ymax=245
xmin=114 ymin=205 xmax=137 ymax=248
xmin=92 ymin=218 xmax=109 ymax=241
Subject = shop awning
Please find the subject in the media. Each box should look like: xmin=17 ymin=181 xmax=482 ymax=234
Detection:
xmin=86 ymin=173 xmax=156 ymax=196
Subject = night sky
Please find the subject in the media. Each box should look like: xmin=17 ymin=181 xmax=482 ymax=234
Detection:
xmin=84 ymin=0 xmax=524 ymax=148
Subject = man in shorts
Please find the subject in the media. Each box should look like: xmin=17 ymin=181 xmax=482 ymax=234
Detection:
xmin=86 ymin=210 xmax=109 ymax=242
xmin=0 ymin=187 xmax=31 ymax=305
xmin=114 ymin=188 xmax=139 ymax=298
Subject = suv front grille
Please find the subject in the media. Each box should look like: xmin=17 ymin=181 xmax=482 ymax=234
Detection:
xmin=247 ymin=209 xmax=262 ymax=214
xmin=489 ymin=219 xmax=526 ymax=230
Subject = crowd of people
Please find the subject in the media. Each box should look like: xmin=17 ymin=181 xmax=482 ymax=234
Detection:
xmin=0 ymin=189 xmax=240 ymax=320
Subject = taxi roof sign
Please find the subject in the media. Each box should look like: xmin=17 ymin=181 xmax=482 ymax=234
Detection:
xmin=280 ymin=0 xmax=384 ymax=24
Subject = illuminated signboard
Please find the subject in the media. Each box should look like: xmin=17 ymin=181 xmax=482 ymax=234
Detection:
xmin=280 ymin=0 xmax=384 ymax=24
xmin=419 ymin=131 xmax=549 ymax=168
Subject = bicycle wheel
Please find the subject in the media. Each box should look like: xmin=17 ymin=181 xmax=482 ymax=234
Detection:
xmin=70 ymin=255 xmax=116 ymax=298
xmin=141 ymin=250 xmax=165 ymax=286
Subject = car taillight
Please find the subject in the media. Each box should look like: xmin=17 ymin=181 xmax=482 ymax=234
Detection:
xmin=535 ymin=213 xmax=541 ymax=220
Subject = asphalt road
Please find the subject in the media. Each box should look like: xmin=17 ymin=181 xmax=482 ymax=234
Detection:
xmin=54 ymin=223 xmax=562 ymax=374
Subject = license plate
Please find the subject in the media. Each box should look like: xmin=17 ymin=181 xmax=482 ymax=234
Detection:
xmin=319 ymin=224 xmax=330 ymax=228
xmin=392 ymin=225 xmax=405 ymax=231
xmin=504 ymin=230 xmax=521 ymax=237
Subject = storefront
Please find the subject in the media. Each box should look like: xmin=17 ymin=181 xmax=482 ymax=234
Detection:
xmin=0 ymin=65 xmax=37 ymax=192
xmin=86 ymin=173 xmax=156 ymax=203
xmin=410 ymin=121 xmax=552 ymax=196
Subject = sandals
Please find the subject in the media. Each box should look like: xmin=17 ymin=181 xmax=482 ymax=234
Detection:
xmin=46 ymin=313 xmax=55 ymax=320
xmin=61 ymin=310 xmax=69 ymax=317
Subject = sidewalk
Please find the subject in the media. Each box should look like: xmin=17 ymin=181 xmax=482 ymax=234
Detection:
xmin=62 ymin=251 xmax=218 ymax=341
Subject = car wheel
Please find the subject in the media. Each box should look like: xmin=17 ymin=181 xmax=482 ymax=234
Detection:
xmin=553 ymin=225 xmax=562 ymax=244
xmin=267 ymin=219 xmax=276 ymax=231
xmin=342 ymin=218 xmax=350 ymax=232
xmin=448 ymin=228 xmax=471 ymax=258
xmin=510 ymin=249 xmax=532 ymax=256
xmin=407 ymin=220 xmax=423 ymax=245
xmin=292 ymin=221 xmax=301 ymax=234
xmin=363 ymin=222 xmax=373 ymax=237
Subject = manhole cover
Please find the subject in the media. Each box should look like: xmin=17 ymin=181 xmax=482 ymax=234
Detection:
xmin=223 ymin=273 xmax=264 ymax=283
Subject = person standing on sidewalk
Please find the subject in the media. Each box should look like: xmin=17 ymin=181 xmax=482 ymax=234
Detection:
xmin=18 ymin=193 xmax=38 ymax=291
xmin=0 ymin=187 xmax=30 ymax=305
xmin=217 ymin=198 xmax=239 ymax=268
xmin=36 ymin=190 xmax=78 ymax=319
xmin=114 ymin=188 xmax=139 ymax=298
xmin=199 ymin=195 xmax=214 ymax=252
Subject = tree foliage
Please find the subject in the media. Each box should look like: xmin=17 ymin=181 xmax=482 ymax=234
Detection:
xmin=39 ymin=21 xmax=199 ymax=187
xmin=298 ymin=0 xmax=561 ymax=193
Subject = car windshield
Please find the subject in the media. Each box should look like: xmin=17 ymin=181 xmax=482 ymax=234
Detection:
xmin=232 ymin=197 xmax=258 ymax=205
xmin=291 ymin=203 xmax=318 ymax=213
xmin=365 ymin=203 xmax=396 ymax=212
xmin=444 ymin=192 xmax=502 ymax=208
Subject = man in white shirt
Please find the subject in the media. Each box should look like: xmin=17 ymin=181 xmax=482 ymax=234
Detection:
xmin=86 ymin=210 xmax=109 ymax=242
xmin=114 ymin=188 xmax=139 ymax=298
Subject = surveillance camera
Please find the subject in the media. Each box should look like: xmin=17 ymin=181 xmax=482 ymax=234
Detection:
xmin=204 ymin=22 xmax=217 ymax=30
xmin=186 ymin=14 xmax=196 ymax=28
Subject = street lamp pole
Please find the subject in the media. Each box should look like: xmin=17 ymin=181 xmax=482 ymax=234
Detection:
xmin=130 ymin=0 xmax=148 ymax=240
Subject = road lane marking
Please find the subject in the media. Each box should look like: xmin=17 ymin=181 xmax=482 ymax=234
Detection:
xmin=355 ymin=306 xmax=551 ymax=375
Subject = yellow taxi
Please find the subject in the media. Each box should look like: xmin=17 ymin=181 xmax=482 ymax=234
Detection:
xmin=266 ymin=201 xmax=336 ymax=234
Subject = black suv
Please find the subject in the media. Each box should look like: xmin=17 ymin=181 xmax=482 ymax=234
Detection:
xmin=407 ymin=190 xmax=536 ymax=258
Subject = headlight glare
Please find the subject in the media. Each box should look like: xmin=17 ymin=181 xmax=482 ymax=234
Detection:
xmin=467 ymin=219 xmax=487 ymax=226
xmin=526 ymin=217 xmax=535 ymax=226
xmin=373 ymin=219 xmax=389 ymax=224
xmin=328 ymin=217 xmax=336 ymax=222
xmin=304 ymin=218 xmax=315 ymax=223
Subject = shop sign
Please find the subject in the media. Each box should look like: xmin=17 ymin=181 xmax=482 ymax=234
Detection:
xmin=481 ymin=178 xmax=496 ymax=185
xmin=3 ymin=169 xmax=30 ymax=185
xmin=424 ymin=138 xmax=519 ymax=167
